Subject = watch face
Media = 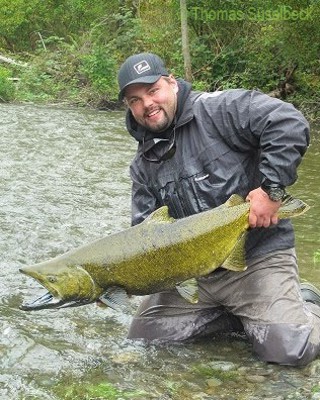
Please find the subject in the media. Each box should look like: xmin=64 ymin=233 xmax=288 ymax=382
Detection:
xmin=269 ymin=187 xmax=285 ymax=201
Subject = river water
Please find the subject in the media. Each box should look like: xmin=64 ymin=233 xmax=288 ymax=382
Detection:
xmin=0 ymin=103 xmax=319 ymax=400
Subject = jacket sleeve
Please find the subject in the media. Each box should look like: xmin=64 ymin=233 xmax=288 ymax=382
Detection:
xmin=202 ymin=89 xmax=310 ymax=187
xmin=130 ymin=164 xmax=157 ymax=226
xmin=248 ymin=90 xmax=310 ymax=186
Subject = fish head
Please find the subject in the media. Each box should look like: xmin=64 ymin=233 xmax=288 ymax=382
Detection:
xmin=19 ymin=261 xmax=103 ymax=311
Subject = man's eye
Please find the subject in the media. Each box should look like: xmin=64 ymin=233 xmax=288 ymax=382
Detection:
xmin=149 ymin=88 xmax=159 ymax=95
xmin=129 ymin=98 xmax=139 ymax=106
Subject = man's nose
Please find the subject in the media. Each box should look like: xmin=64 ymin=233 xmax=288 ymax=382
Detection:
xmin=142 ymin=95 xmax=154 ymax=109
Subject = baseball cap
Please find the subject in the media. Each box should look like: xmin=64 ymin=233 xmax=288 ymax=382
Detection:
xmin=118 ymin=53 xmax=169 ymax=100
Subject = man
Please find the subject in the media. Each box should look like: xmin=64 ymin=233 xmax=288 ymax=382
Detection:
xmin=117 ymin=52 xmax=320 ymax=366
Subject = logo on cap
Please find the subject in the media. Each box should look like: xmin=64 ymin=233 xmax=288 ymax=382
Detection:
xmin=133 ymin=60 xmax=151 ymax=75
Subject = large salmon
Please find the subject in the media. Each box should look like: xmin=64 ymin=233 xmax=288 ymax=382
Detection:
xmin=19 ymin=194 xmax=309 ymax=311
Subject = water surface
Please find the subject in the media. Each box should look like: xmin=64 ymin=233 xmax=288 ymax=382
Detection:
xmin=0 ymin=104 xmax=319 ymax=400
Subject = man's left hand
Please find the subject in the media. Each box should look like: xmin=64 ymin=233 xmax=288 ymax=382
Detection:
xmin=246 ymin=188 xmax=281 ymax=228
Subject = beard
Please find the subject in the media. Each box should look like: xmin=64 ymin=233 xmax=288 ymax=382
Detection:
xmin=144 ymin=109 xmax=173 ymax=132
xmin=134 ymin=92 xmax=177 ymax=133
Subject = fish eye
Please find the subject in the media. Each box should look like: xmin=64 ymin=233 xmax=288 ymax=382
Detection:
xmin=48 ymin=276 xmax=57 ymax=283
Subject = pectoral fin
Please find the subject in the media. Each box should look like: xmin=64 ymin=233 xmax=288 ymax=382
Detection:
xmin=222 ymin=232 xmax=247 ymax=272
xmin=176 ymin=278 xmax=199 ymax=303
xmin=98 ymin=286 xmax=131 ymax=313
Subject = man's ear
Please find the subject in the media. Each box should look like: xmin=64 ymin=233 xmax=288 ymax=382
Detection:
xmin=169 ymin=74 xmax=179 ymax=94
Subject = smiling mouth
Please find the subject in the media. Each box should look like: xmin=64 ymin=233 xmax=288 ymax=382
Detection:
xmin=145 ymin=109 xmax=161 ymax=118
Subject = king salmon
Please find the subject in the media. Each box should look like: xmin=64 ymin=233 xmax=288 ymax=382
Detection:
xmin=19 ymin=194 xmax=309 ymax=311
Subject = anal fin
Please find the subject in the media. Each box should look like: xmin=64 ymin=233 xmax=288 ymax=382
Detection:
xmin=176 ymin=278 xmax=199 ymax=304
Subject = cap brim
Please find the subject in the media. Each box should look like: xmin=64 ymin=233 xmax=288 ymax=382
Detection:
xmin=118 ymin=74 xmax=163 ymax=101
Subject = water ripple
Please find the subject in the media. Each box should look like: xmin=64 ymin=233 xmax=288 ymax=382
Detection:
xmin=0 ymin=104 xmax=319 ymax=399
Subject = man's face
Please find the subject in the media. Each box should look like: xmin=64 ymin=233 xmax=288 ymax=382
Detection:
xmin=124 ymin=76 xmax=178 ymax=133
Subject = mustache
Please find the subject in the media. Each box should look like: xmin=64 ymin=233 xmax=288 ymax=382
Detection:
xmin=143 ymin=107 xmax=162 ymax=118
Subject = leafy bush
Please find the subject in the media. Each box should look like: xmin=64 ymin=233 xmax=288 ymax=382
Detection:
xmin=0 ymin=66 xmax=15 ymax=101
xmin=0 ymin=0 xmax=319 ymax=115
xmin=80 ymin=45 xmax=118 ymax=99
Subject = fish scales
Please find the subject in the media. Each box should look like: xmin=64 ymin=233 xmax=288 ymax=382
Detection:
xmin=63 ymin=201 xmax=249 ymax=294
xmin=19 ymin=194 xmax=309 ymax=311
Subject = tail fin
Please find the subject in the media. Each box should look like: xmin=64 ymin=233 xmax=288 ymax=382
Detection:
xmin=278 ymin=195 xmax=310 ymax=219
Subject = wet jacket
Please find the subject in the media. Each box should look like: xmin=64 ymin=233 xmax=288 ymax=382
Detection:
xmin=126 ymin=80 xmax=310 ymax=260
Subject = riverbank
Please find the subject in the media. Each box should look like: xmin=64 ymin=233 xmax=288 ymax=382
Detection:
xmin=0 ymin=49 xmax=319 ymax=123
xmin=2 ymin=93 xmax=318 ymax=124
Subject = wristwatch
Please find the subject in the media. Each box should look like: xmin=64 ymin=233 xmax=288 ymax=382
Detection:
xmin=261 ymin=180 xmax=286 ymax=202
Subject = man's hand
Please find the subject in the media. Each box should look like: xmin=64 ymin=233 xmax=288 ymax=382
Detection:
xmin=246 ymin=188 xmax=281 ymax=228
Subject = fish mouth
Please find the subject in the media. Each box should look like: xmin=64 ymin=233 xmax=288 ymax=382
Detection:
xmin=19 ymin=291 xmax=93 ymax=311
xmin=20 ymin=291 xmax=64 ymax=311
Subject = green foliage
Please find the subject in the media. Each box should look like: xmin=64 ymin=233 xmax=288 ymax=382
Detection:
xmin=0 ymin=0 xmax=112 ymax=51
xmin=312 ymin=384 xmax=320 ymax=393
xmin=0 ymin=66 xmax=15 ymax=101
xmin=138 ymin=1 xmax=181 ymax=59
xmin=0 ymin=0 xmax=319 ymax=114
xmin=80 ymin=45 xmax=118 ymax=98
xmin=183 ymin=0 xmax=320 ymax=120
xmin=0 ymin=0 xmax=38 ymax=49
xmin=15 ymin=37 xmax=82 ymax=103
xmin=89 ymin=6 xmax=143 ymax=56
xmin=17 ymin=66 xmax=63 ymax=103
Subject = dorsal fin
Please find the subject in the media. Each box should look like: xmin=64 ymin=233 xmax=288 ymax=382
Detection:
xmin=145 ymin=206 xmax=175 ymax=224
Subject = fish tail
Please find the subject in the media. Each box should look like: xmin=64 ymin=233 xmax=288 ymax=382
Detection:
xmin=278 ymin=195 xmax=310 ymax=218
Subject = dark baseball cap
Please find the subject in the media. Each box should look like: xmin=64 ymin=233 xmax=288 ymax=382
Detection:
xmin=118 ymin=53 xmax=169 ymax=100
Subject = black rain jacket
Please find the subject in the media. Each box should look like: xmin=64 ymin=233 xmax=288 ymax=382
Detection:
xmin=126 ymin=79 xmax=310 ymax=260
